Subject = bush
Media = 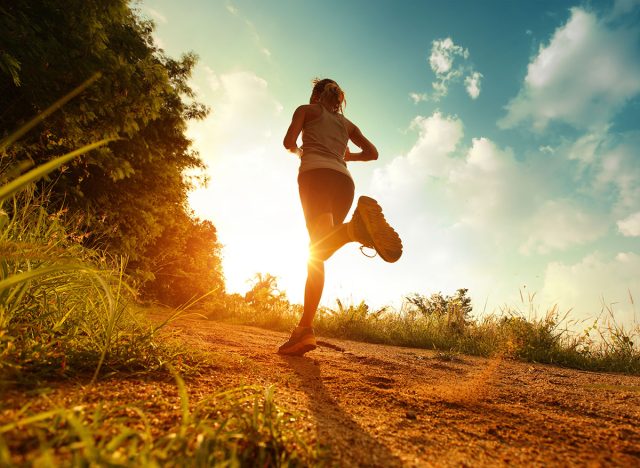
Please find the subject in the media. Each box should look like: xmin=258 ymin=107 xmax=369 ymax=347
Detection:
xmin=216 ymin=280 xmax=640 ymax=374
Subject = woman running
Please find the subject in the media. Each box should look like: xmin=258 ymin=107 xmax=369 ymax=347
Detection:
xmin=278 ymin=78 xmax=402 ymax=356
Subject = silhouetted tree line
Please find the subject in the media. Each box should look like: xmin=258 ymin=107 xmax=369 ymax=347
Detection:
xmin=0 ymin=0 xmax=224 ymax=306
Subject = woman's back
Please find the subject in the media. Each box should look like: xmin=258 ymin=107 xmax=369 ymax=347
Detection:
xmin=303 ymin=105 xmax=349 ymax=159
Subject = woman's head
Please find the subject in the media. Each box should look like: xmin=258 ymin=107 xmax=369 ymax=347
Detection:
xmin=310 ymin=78 xmax=345 ymax=113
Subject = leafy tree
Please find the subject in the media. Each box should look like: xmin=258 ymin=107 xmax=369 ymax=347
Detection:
xmin=142 ymin=212 xmax=223 ymax=307
xmin=0 ymin=0 xmax=224 ymax=302
xmin=245 ymin=274 xmax=288 ymax=311
xmin=405 ymin=288 xmax=473 ymax=331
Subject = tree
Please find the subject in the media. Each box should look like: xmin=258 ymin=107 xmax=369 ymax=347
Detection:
xmin=405 ymin=289 xmax=473 ymax=331
xmin=142 ymin=212 xmax=224 ymax=307
xmin=245 ymin=273 xmax=287 ymax=311
xmin=0 ymin=0 xmax=224 ymax=303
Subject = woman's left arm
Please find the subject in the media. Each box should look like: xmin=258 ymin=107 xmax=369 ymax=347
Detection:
xmin=283 ymin=105 xmax=306 ymax=156
xmin=344 ymin=121 xmax=378 ymax=162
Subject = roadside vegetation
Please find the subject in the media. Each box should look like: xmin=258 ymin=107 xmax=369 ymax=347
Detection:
xmin=215 ymin=273 xmax=640 ymax=375
xmin=0 ymin=91 xmax=311 ymax=465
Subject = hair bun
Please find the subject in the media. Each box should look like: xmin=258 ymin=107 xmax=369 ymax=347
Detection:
xmin=325 ymin=83 xmax=339 ymax=93
xmin=311 ymin=78 xmax=346 ymax=113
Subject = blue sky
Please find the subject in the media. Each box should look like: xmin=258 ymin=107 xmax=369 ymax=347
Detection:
xmin=143 ymin=0 xmax=640 ymax=329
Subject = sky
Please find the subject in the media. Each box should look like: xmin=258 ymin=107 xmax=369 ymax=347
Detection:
xmin=141 ymin=0 xmax=640 ymax=329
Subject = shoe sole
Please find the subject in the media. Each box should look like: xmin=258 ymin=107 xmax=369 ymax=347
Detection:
xmin=357 ymin=196 xmax=403 ymax=263
xmin=277 ymin=337 xmax=317 ymax=356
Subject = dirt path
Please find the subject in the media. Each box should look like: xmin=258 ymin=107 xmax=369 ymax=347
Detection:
xmin=167 ymin=315 xmax=640 ymax=467
xmin=4 ymin=314 xmax=640 ymax=466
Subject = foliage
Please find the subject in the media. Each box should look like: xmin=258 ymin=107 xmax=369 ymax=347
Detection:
xmin=0 ymin=0 xmax=223 ymax=303
xmin=141 ymin=211 xmax=224 ymax=308
xmin=0 ymin=185 xmax=171 ymax=385
xmin=0 ymin=79 xmax=185 ymax=384
xmin=217 ymin=279 xmax=640 ymax=374
xmin=245 ymin=273 xmax=288 ymax=311
xmin=405 ymin=288 xmax=472 ymax=332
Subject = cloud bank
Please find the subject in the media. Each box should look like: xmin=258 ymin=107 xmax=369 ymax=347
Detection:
xmin=499 ymin=7 xmax=640 ymax=131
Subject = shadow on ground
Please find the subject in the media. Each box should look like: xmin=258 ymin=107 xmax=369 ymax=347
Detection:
xmin=281 ymin=355 xmax=403 ymax=467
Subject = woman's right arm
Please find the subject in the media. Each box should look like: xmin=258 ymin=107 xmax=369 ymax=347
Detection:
xmin=345 ymin=121 xmax=379 ymax=161
xmin=283 ymin=105 xmax=307 ymax=157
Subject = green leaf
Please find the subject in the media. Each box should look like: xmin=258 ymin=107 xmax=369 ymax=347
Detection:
xmin=0 ymin=138 xmax=114 ymax=203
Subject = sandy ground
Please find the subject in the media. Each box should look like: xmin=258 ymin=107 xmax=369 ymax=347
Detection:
xmin=3 ymin=314 xmax=640 ymax=466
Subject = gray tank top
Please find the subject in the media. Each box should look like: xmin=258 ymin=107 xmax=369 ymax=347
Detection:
xmin=299 ymin=105 xmax=352 ymax=180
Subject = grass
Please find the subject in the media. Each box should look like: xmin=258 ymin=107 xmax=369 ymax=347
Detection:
xmin=211 ymin=285 xmax=640 ymax=375
xmin=0 ymin=187 xmax=180 ymax=386
xmin=0 ymin=74 xmax=139 ymax=385
xmin=0 ymin=75 xmax=200 ymax=388
xmin=1 ymin=373 xmax=317 ymax=466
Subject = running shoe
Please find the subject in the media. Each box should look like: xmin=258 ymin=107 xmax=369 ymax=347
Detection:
xmin=277 ymin=326 xmax=317 ymax=356
xmin=348 ymin=196 xmax=403 ymax=263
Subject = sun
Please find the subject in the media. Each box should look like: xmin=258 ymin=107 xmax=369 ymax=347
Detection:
xmin=188 ymin=184 xmax=310 ymax=302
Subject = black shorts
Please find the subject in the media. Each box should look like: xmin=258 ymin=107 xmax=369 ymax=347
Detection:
xmin=298 ymin=169 xmax=355 ymax=233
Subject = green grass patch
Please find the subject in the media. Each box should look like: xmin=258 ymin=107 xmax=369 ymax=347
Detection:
xmin=0 ymin=189 xmax=179 ymax=386
xmin=1 ymin=377 xmax=317 ymax=466
xmin=213 ymin=280 xmax=640 ymax=375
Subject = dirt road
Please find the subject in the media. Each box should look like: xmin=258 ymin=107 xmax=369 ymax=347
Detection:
xmin=169 ymin=316 xmax=640 ymax=467
xmin=4 ymin=314 xmax=640 ymax=466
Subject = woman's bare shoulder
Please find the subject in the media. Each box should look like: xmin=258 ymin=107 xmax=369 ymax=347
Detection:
xmin=341 ymin=115 xmax=357 ymax=134
xmin=300 ymin=103 xmax=322 ymax=122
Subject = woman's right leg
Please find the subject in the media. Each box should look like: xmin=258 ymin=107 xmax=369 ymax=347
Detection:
xmin=299 ymin=211 xmax=344 ymax=327
xmin=277 ymin=213 xmax=332 ymax=354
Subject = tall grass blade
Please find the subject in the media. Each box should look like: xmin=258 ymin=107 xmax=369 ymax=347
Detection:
xmin=64 ymin=412 xmax=100 ymax=463
xmin=167 ymin=364 xmax=191 ymax=435
xmin=0 ymin=264 xmax=87 ymax=291
xmin=0 ymin=138 xmax=114 ymax=203
xmin=0 ymin=409 xmax=62 ymax=434
xmin=0 ymin=73 xmax=102 ymax=152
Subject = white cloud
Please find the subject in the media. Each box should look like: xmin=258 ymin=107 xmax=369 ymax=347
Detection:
xmin=577 ymin=131 xmax=640 ymax=213
xmin=367 ymin=109 xmax=639 ymax=316
xmin=370 ymin=113 xmax=544 ymax=306
xmin=565 ymin=126 xmax=610 ymax=165
xmin=609 ymin=0 xmax=640 ymax=19
xmin=618 ymin=211 xmax=640 ymax=237
xmin=409 ymin=92 xmax=428 ymax=104
xmin=464 ymin=72 xmax=483 ymax=99
xmin=541 ymin=252 xmax=640 ymax=328
xmin=429 ymin=38 xmax=468 ymax=75
xmin=520 ymin=199 xmax=607 ymax=255
xmin=417 ymin=37 xmax=482 ymax=101
xmin=499 ymin=8 xmax=640 ymax=131
xmin=188 ymin=71 xmax=282 ymax=155
xmin=372 ymin=112 xmax=463 ymax=196
xmin=225 ymin=2 xmax=272 ymax=60
xmin=203 ymin=66 xmax=221 ymax=92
